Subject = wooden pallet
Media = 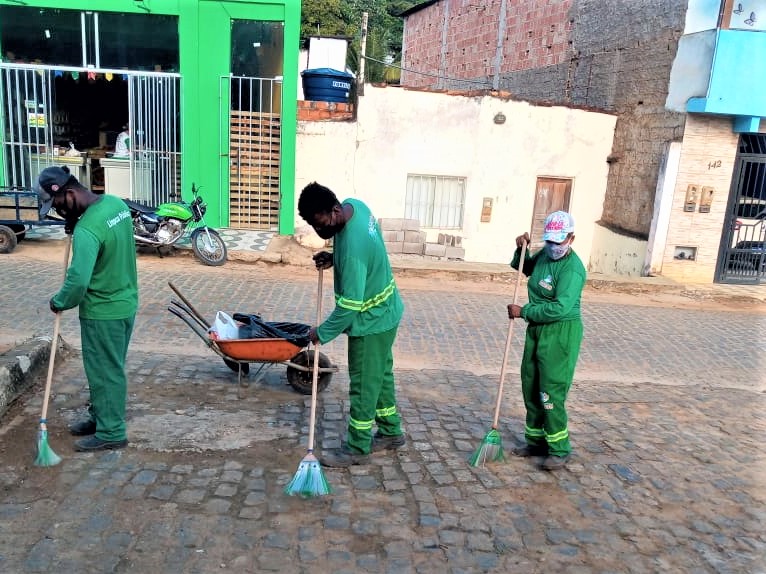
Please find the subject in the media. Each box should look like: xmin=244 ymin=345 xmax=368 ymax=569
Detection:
xmin=228 ymin=111 xmax=281 ymax=229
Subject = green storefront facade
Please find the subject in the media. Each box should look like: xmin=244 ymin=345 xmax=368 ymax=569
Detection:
xmin=0 ymin=0 xmax=300 ymax=234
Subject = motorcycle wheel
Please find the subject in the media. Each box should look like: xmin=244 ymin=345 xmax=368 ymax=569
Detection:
xmin=190 ymin=228 xmax=227 ymax=266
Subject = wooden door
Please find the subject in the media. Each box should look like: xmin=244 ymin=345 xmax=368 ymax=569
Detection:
xmin=530 ymin=178 xmax=572 ymax=251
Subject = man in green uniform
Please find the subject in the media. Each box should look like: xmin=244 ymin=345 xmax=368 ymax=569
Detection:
xmin=299 ymin=182 xmax=406 ymax=468
xmin=507 ymin=211 xmax=586 ymax=470
xmin=37 ymin=166 xmax=138 ymax=452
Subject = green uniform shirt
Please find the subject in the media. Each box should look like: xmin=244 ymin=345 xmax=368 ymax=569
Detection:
xmin=317 ymin=199 xmax=404 ymax=343
xmin=52 ymin=194 xmax=138 ymax=320
xmin=510 ymin=247 xmax=586 ymax=324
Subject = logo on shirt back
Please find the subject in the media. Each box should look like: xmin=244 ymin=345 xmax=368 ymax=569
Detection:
xmin=107 ymin=210 xmax=131 ymax=229
xmin=368 ymin=215 xmax=378 ymax=238
xmin=538 ymin=274 xmax=554 ymax=291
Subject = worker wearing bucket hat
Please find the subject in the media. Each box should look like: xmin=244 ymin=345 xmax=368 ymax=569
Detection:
xmin=507 ymin=210 xmax=586 ymax=470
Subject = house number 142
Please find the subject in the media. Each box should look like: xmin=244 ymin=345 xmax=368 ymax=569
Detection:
xmin=707 ymin=160 xmax=721 ymax=169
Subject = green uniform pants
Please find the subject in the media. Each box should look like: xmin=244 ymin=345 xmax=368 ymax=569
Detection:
xmin=520 ymin=319 xmax=583 ymax=457
xmin=81 ymin=316 xmax=135 ymax=442
xmin=346 ymin=326 xmax=402 ymax=454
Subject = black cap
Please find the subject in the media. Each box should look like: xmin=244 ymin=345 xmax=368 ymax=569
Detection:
xmin=37 ymin=165 xmax=74 ymax=216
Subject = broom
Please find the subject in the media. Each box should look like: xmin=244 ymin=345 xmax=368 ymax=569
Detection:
xmin=468 ymin=239 xmax=527 ymax=467
xmin=284 ymin=268 xmax=331 ymax=497
xmin=34 ymin=235 xmax=71 ymax=467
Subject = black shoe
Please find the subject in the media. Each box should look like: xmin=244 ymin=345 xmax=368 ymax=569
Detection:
xmin=541 ymin=454 xmax=570 ymax=470
xmin=319 ymin=446 xmax=370 ymax=468
xmin=74 ymin=436 xmax=128 ymax=452
xmin=512 ymin=444 xmax=548 ymax=457
xmin=371 ymin=433 xmax=406 ymax=453
xmin=68 ymin=419 xmax=96 ymax=436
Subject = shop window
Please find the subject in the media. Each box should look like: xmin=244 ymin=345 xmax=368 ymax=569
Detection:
xmin=405 ymin=174 xmax=466 ymax=229
xmin=98 ymin=13 xmax=179 ymax=72
xmin=0 ymin=6 xmax=82 ymax=67
xmin=0 ymin=7 xmax=178 ymax=72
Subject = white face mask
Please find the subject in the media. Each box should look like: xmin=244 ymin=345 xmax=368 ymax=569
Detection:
xmin=544 ymin=241 xmax=570 ymax=260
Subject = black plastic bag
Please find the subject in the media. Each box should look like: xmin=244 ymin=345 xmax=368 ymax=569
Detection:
xmin=232 ymin=313 xmax=311 ymax=348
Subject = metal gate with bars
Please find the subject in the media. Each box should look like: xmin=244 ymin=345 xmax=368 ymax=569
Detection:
xmin=0 ymin=63 xmax=180 ymax=206
xmin=221 ymin=76 xmax=281 ymax=230
xmin=717 ymin=134 xmax=766 ymax=284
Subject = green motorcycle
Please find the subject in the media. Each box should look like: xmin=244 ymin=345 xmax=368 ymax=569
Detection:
xmin=123 ymin=184 xmax=227 ymax=266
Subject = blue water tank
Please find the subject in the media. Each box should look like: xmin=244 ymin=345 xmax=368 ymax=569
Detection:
xmin=301 ymin=68 xmax=354 ymax=103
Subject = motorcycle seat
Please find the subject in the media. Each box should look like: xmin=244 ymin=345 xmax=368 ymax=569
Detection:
xmin=123 ymin=198 xmax=157 ymax=213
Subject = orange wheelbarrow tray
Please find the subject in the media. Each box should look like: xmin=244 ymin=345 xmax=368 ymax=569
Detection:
xmin=167 ymin=281 xmax=337 ymax=395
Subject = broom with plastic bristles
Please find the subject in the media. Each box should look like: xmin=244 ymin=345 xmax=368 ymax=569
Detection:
xmin=469 ymin=239 xmax=527 ymax=467
xmin=285 ymin=268 xmax=331 ymax=497
xmin=34 ymin=235 xmax=71 ymax=467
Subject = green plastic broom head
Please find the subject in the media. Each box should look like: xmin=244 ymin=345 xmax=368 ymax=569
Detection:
xmin=284 ymin=452 xmax=331 ymax=498
xmin=468 ymin=428 xmax=506 ymax=467
xmin=34 ymin=429 xmax=62 ymax=467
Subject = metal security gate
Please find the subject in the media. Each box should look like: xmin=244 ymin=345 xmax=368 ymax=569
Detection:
xmin=0 ymin=64 xmax=180 ymax=205
xmin=221 ymin=76 xmax=281 ymax=230
xmin=128 ymin=74 xmax=181 ymax=205
xmin=0 ymin=65 xmax=55 ymax=190
xmin=717 ymin=134 xmax=766 ymax=284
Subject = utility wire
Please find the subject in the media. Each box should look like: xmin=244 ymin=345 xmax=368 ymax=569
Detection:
xmin=360 ymin=54 xmax=492 ymax=87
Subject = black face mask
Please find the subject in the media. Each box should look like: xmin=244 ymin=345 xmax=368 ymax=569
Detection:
xmin=54 ymin=192 xmax=82 ymax=228
xmin=315 ymin=223 xmax=342 ymax=239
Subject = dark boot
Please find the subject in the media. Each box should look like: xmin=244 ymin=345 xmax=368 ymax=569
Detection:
xmin=512 ymin=444 xmax=548 ymax=457
xmin=319 ymin=446 xmax=370 ymax=468
xmin=541 ymin=454 xmax=571 ymax=470
xmin=74 ymin=436 xmax=128 ymax=452
xmin=371 ymin=432 xmax=406 ymax=453
xmin=68 ymin=419 xmax=96 ymax=436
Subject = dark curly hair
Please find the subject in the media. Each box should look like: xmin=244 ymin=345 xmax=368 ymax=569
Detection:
xmin=298 ymin=182 xmax=340 ymax=223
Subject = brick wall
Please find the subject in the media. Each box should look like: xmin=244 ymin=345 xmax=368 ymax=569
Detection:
xmin=297 ymin=100 xmax=353 ymax=122
xmin=401 ymin=0 xmax=690 ymax=237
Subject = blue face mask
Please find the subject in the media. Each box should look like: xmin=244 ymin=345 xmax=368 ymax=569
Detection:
xmin=544 ymin=241 xmax=570 ymax=260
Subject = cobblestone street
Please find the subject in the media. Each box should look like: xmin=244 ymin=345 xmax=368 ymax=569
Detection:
xmin=0 ymin=248 xmax=764 ymax=573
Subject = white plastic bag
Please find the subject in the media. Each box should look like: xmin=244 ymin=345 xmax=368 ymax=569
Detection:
xmin=210 ymin=311 xmax=239 ymax=340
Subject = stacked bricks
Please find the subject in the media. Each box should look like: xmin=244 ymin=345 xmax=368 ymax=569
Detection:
xmin=297 ymin=100 xmax=353 ymax=121
xmin=424 ymin=233 xmax=465 ymax=260
xmin=379 ymin=218 xmax=426 ymax=255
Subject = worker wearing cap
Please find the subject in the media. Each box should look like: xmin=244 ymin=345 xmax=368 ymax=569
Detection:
xmin=37 ymin=165 xmax=138 ymax=452
xmin=507 ymin=211 xmax=586 ymax=470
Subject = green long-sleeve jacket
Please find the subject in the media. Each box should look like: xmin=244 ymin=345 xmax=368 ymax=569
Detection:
xmin=52 ymin=195 xmax=138 ymax=320
xmin=316 ymin=199 xmax=403 ymax=343
xmin=510 ymin=246 xmax=586 ymax=324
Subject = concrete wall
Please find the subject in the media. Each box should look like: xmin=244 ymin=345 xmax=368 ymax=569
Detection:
xmin=295 ymin=85 xmax=617 ymax=266
xmin=660 ymin=115 xmax=739 ymax=282
xmin=588 ymin=224 xmax=647 ymax=277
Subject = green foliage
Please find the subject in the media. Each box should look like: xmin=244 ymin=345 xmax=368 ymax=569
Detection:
xmin=300 ymin=0 xmax=420 ymax=82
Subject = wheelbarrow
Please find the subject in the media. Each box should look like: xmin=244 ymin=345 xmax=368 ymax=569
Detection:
xmin=166 ymin=281 xmax=338 ymax=395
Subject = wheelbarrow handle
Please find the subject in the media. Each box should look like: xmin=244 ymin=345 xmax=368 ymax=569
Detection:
xmin=168 ymin=281 xmax=210 ymax=329
xmin=167 ymin=305 xmax=213 ymax=347
xmin=170 ymin=298 xmax=208 ymax=332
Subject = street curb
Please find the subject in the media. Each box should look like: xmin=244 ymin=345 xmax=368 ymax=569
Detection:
xmin=0 ymin=336 xmax=54 ymax=419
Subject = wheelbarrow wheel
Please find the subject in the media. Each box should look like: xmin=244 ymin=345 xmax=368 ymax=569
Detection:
xmin=287 ymin=350 xmax=333 ymax=395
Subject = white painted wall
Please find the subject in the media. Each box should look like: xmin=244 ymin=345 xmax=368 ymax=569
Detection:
xmin=295 ymin=86 xmax=617 ymax=266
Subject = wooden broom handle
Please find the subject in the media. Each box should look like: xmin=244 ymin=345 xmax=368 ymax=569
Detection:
xmin=307 ymin=268 xmax=323 ymax=452
xmin=40 ymin=236 xmax=72 ymax=424
xmin=491 ymin=239 xmax=527 ymax=428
